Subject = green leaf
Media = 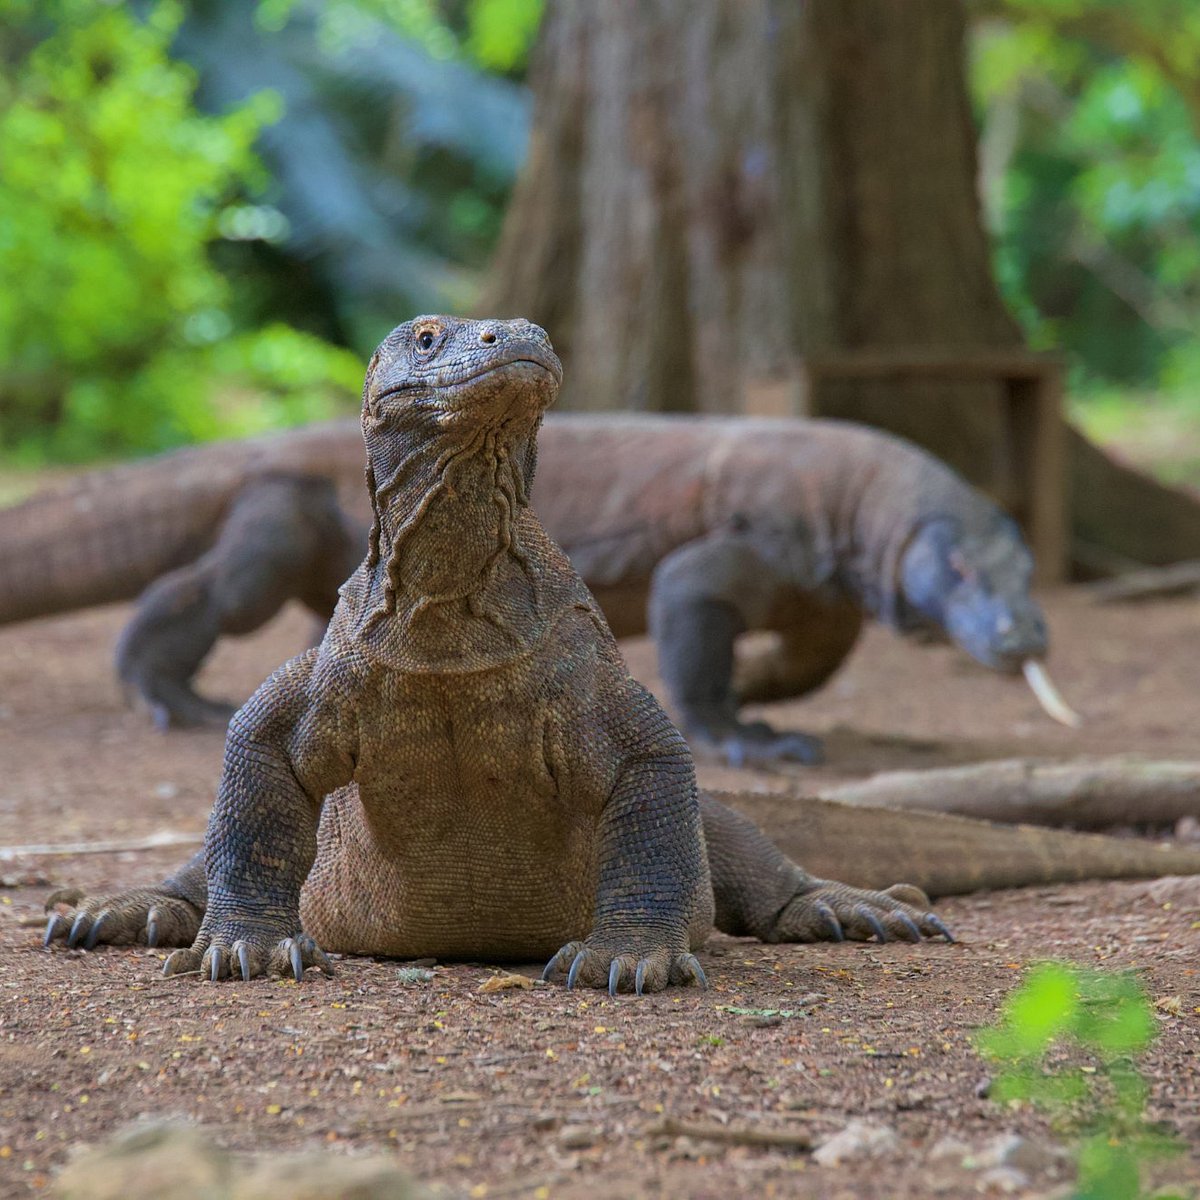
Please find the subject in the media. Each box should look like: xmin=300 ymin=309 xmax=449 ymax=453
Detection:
xmin=976 ymin=963 xmax=1079 ymax=1061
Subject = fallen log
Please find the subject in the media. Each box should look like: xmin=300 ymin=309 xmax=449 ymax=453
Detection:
xmin=818 ymin=758 xmax=1200 ymax=830
xmin=0 ymin=830 xmax=204 ymax=861
xmin=1087 ymin=560 xmax=1200 ymax=604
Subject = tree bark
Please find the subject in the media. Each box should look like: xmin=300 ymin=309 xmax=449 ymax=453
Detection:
xmin=484 ymin=0 xmax=1200 ymax=573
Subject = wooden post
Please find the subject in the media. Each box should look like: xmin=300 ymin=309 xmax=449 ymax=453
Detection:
xmin=802 ymin=350 xmax=1068 ymax=583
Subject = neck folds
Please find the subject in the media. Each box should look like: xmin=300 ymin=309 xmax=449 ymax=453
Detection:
xmin=356 ymin=417 xmax=544 ymax=666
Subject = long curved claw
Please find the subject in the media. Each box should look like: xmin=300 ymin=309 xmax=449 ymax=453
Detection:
xmin=608 ymin=960 xmax=622 ymax=998
xmin=855 ymin=905 xmax=889 ymax=943
xmin=893 ymin=912 xmax=923 ymax=943
xmin=145 ymin=909 xmax=159 ymax=948
xmin=634 ymin=960 xmax=648 ymax=997
xmin=816 ymin=901 xmax=844 ymax=942
xmin=672 ymin=953 xmax=708 ymax=990
xmin=541 ymin=941 xmax=581 ymax=983
xmin=565 ymin=950 xmax=587 ymax=991
xmin=207 ymin=947 xmax=228 ymax=982
xmin=1023 ymin=660 xmax=1083 ymax=729
xmin=777 ymin=734 xmax=825 ymax=766
xmin=237 ymin=943 xmax=252 ymax=982
xmin=43 ymin=912 xmax=69 ymax=947
xmin=83 ymin=913 xmax=111 ymax=951
xmin=309 ymin=942 xmax=336 ymax=977
xmin=67 ymin=913 xmax=91 ymax=949
xmin=924 ymin=913 xmax=955 ymax=943
xmin=288 ymin=939 xmax=305 ymax=983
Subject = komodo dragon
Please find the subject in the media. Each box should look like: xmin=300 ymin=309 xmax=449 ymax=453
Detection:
xmin=43 ymin=315 xmax=955 ymax=991
xmin=2 ymin=410 xmax=1075 ymax=766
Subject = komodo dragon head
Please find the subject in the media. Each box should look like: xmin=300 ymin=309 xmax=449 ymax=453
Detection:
xmin=353 ymin=315 xmax=563 ymax=634
xmin=896 ymin=515 xmax=1081 ymax=727
xmin=363 ymin=313 xmax=563 ymax=428
xmin=360 ymin=313 xmax=563 ymax=511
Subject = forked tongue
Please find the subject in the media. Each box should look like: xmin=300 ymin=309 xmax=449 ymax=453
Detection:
xmin=1022 ymin=660 xmax=1083 ymax=728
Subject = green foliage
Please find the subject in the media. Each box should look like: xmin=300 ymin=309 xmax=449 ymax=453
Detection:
xmin=0 ymin=0 xmax=361 ymax=462
xmin=465 ymin=0 xmax=546 ymax=73
xmin=289 ymin=0 xmax=544 ymax=74
xmin=168 ymin=0 xmax=533 ymax=356
xmin=976 ymin=963 xmax=1183 ymax=1200
xmin=972 ymin=4 xmax=1200 ymax=402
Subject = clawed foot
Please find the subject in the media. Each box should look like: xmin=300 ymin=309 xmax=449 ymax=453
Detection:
xmin=542 ymin=938 xmax=708 ymax=996
xmin=44 ymin=887 xmax=203 ymax=950
xmin=768 ymin=880 xmax=954 ymax=945
xmin=147 ymin=695 xmax=237 ymax=734
xmin=690 ymin=719 xmax=824 ymax=768
xmin=122 ymin=680 xmax=237 ymax=732
xmin=165 ymin=922 xmax=335 ymax=982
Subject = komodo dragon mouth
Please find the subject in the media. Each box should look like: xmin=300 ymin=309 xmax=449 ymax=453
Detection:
xmin=374 ymin=351 xmax=564 ymax=403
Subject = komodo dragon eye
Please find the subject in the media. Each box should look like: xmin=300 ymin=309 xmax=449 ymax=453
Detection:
xmin=415 ymin=329 xmax=437 ymax=352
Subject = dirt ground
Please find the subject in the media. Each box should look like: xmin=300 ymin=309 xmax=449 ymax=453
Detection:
xmin=1 ymin=589 xmax=1199 ymax=1198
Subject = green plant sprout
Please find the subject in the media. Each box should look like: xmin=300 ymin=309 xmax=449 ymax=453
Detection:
xmin=976 ymin=963 xmax=1187 ymax=1200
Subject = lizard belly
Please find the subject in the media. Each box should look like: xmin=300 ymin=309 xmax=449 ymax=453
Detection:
xmin=300 ymin=660 xmax=610 ymax=960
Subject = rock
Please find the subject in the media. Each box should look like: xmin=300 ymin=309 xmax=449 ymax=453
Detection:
xmin=926 ymin=1135 xmax=971 ymax=1165
xmin=232 ymin=1154 xmax=422 ymax=1200
xmin=977 ymin=1166 xmax=1030 ymax=1194
xmin=54 ymin=1123 xmax=230 ymax=1200
xmin=53 ymin=1121 xmax=425 ymax=1200
xmin=974 ymin=1133 xmax=1063 ymax=1176
xmin=1140 ymin=875 xmax=1200 ymax=905
xmin=812 ymin=1120 xmax=899 ymax=1167
xmin=557 ymin=1126 xmax=598 ymax=1150
xmin=394 ymin=966 xmax=435 ymax=984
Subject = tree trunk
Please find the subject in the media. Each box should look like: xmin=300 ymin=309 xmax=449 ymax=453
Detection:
xmin=484 ymin=0 xmax=1200 ymax=572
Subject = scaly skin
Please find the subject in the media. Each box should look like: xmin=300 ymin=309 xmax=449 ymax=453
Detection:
xmin=43 ymin=316 xmax=949 ymax=991
xmin=3 ymin=411 xmax=1049 ymax=763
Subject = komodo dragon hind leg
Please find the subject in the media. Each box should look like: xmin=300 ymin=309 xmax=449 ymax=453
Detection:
xmin=698 ymin=792 xmax=953 ymax=944
xmin=44 ymin=851 xmax=207 ymax=950
xmin=115 ymin=474 xmax=362 ymax=730
xmin=732 ymin=609 xmax=864 ymax=706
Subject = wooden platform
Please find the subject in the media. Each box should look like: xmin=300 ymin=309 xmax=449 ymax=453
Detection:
xmin=800 ymin=349 xmax=1068 ymax=584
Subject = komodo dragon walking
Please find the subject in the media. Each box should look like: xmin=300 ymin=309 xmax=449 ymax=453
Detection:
xmin=43 ymin=315 xmax=955 ymax=990
xmin=2 ymin=411 xmax=1076 ymax=766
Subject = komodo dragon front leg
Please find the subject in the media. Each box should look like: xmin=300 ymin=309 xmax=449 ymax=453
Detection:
xmin=48 ymin=649 xmax=346 ymax=979
xmin=115 ymin=476 xmax=362 ymax=730
xmin=649 ymin=529 xmax=856 ymax=767
xmin=541 ymin=681 xmax=714 ymax=995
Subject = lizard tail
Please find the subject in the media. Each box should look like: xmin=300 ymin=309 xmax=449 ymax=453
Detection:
xmin=715 ymin=791 xmax=1200 ymax=897
xmin=0 ymin=421 xmax=368 ymax=629
xmin=0 ymin=452 xmax=234 ymax=626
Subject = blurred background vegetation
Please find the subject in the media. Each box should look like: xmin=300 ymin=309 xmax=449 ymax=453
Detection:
xmin=0 ymin=0 xmax=1197 ymax=472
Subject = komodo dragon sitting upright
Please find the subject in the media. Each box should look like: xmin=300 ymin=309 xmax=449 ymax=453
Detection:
xmin=43 ymin=315 xmax=954 ymax=991
xmin=2 ymin=406 xmax=1074 ymax=766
